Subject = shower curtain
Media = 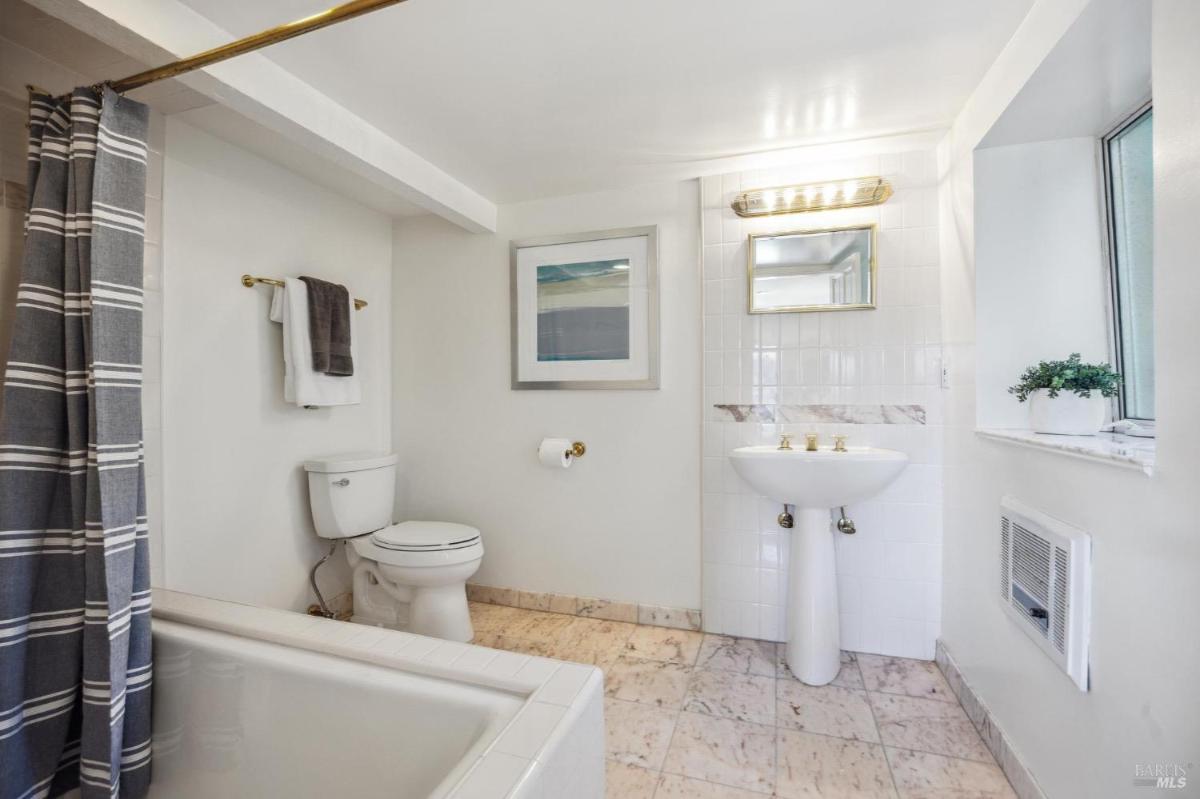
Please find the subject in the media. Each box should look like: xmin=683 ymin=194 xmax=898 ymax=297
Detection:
xmin=0 ymin=88 xmax=152 ymax=799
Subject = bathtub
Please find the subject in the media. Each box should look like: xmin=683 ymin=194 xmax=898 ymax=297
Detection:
xmin=148 ymin=590 xmax=605 ymax=799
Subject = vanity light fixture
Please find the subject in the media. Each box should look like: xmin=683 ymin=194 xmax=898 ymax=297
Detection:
xmin=731 ymin=176 xmax=893 ymax=217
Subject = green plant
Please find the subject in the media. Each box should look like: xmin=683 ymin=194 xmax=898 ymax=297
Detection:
xmin=1008 ymin=353 xmax=1121 ymax=403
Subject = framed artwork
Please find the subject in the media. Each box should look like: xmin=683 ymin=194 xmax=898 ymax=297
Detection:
xmin=510 ymin=225 xmax=659 ymax=389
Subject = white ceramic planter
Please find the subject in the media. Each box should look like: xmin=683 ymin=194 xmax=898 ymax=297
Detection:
xmin=1028 ymin=389 xmax=1106 ymax=435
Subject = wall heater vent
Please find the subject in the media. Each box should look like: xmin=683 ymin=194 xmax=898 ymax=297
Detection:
xmin=999 ymin=496 xmax=1091 ymax=690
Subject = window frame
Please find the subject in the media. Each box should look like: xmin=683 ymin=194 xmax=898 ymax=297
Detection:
xmin=1100 ymin=100 xmax=1155 ymax=428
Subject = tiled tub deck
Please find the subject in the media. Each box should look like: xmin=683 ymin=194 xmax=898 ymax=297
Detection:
xmin=469 ymin=602 xmax=1017 ymax=799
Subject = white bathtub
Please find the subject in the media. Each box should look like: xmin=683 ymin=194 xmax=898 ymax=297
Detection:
xmin=149 ymin=590 xmax=605 ymax=799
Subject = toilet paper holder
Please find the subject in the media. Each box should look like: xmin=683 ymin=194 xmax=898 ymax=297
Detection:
xmin=537 ymin=438 xmax=587 ymax=469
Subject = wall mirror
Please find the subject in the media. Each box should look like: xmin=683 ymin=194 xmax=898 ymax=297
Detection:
xmin=747 ymin=224 xmax=876 ymax=313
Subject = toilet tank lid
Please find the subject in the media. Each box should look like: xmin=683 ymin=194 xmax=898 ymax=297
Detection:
xmin=303 ymin=453 xmax=399 ymax=474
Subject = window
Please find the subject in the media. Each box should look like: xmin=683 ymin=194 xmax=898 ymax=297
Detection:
xmin=1103 ymin=105 xmax=1154 ymax=422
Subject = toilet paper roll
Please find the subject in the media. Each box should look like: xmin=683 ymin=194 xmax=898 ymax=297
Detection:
xmin=538 ymin=438 xmax=573 ymax=469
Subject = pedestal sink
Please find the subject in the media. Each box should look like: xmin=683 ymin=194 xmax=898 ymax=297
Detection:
xmin=730 ymin=444 xmax=908 ymax=685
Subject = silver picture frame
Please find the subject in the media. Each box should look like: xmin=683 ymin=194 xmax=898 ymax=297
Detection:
xmin=510 ymin=225 xmax=660 ymax=390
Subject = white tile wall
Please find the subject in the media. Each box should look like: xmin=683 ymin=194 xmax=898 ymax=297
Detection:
xmin=700 ymin=150 xmax=944 ymax=659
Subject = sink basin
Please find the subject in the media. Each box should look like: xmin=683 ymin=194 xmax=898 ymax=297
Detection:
xmin=730 ymin=446 xmax=908 ymax=508
xmin=729 ymin=443 xmax=908 ymax=687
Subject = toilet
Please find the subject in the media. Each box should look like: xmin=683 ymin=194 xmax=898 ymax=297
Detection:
xmin=304 ymin=453 xmax=482 ymax=642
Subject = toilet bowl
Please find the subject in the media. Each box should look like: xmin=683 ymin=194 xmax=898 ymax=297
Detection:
xmin=304 ymin=454 xmax=482 ymax=642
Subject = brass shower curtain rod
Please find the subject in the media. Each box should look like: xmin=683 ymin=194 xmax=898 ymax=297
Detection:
xmin=101 ymin=0 xmax=408 ymax=95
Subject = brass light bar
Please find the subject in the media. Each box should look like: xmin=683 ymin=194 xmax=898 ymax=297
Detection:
xmin=104 ymin=0 xmax=408 ymax=95
xmin=731 ymin=176 xmax=893 ymax=218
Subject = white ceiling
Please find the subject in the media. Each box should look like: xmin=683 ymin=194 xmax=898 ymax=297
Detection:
xmin=175 ymin=0 xmax=1034 ymax=203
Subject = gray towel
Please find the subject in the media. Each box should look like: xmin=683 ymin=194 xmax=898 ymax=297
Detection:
xmin=299 ymin=276 xmax=354 ymax=376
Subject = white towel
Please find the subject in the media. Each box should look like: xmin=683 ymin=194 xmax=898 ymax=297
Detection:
xmin=269 ymin=278 xmax=361 ymax=407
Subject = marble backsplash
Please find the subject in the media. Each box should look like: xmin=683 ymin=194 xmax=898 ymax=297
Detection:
xmin=713 ymin=403 xmax=926 ymax=425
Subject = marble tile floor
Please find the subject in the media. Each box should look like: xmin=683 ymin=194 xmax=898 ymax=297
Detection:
xmin=469 ymin=602 xmax=1017 ymax=799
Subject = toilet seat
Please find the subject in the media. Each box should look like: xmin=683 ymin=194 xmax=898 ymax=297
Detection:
xmin=372 ymin=521 xmax=481 ymax=552
xmin=355 ymin=521 xmax=484 ymax=568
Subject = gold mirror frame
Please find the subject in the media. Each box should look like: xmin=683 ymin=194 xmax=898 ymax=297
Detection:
xmin=746 ymin=223 xmax=878 ymax=314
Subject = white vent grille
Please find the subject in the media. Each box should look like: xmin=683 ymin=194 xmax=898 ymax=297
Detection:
xmin=1053 ymin=548 xmax=1069 ymax=653
xmin=1013 ymin=523 xmax=1050 ymax=604
xmin=999 ymin=496 xmax=1091 ymax=690
xmin=1000 ymin=518 xmax=1010 ymax=600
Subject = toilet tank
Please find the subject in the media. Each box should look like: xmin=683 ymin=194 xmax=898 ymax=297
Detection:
xmin=303 ymin=453 xmax=399 ymax=539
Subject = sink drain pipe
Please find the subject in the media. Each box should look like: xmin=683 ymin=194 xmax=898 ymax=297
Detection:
xmin=779 ymin=505 xmax=855 ymax=533
xmin=836 ymin=507 xmax=856 ymax=535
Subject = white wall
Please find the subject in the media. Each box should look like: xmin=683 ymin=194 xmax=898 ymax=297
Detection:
xmin=162 ymin=119 xmax=392 ymax=612
xmin=937 ymin=0 xmax=1200 ymax=796
xmin=974 ymin=137 xmax=1110 ymax=428
xmin=700 ymin=150 xmax=945 ymax=653
xmin=391 ymin=181 xmax=701 ymax=611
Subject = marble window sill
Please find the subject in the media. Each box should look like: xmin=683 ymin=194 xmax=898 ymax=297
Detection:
xmin=975 ymin=428 xmax=1156 ymax=476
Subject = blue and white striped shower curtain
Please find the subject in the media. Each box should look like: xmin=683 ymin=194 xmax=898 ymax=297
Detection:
xmin=0 ymin=88 xmax=153 ymax=799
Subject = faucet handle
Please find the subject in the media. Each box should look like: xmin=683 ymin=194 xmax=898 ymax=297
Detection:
xmin=778 ymin=433 xmax=794 ymax=450
xmin=833 ymin=435 xmax=848 ymax=452
xmin=804 ymin=433 xmax=819 ymax=451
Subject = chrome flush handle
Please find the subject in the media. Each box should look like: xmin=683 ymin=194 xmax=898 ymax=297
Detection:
xmin=332 ymin=478 xmax=350 ymax=487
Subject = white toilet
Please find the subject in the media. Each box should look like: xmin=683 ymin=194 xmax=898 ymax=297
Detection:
xmin=304 ymin=453 xmax=483 ymax=642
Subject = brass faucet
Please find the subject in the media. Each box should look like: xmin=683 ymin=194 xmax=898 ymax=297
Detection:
xmin=778 ymin=433 xmax=794 ymax=450
xmin=833 ymin=435 xmax=848 ymax=452
xmin=805 ymin=433 xmax=819 ymax=452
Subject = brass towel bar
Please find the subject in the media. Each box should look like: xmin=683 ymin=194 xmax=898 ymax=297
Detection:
xmin=241 ymin=274 xmax=367 ymax=310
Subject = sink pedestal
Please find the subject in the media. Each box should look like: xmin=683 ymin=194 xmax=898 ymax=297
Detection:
xmin=729 ymin=444 xmax=908 ymax=688
xmin=784 ymin=508 xmax=841 ymax=686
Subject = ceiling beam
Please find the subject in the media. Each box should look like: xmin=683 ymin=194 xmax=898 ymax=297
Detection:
xmin=26 ymin=0 xmax=497 ymax=232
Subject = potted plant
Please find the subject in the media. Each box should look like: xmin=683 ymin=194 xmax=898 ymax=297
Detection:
xmin=1008 ymin=353 xmax=1121 ymax=435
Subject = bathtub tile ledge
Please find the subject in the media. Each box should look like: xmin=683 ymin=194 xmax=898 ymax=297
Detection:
xmin=535 ymin=663 xmax=602 ymax=707
xmin=495 ymin=701 xmax=570 ymax=759
xmin=447 ymin=751 xmax=534 ymax=799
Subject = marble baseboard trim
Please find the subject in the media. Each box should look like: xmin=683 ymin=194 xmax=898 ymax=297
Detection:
xmin=467 ymin=584 xmax=701 ymax=631
xmin=935 ymin=640 xmax=1047 ymax=799
xmin=712 ymin=403 xmax=926 ymax=425
xmin=636 ymin=604 xmax=702 ymax=631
